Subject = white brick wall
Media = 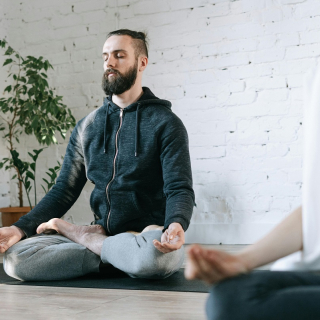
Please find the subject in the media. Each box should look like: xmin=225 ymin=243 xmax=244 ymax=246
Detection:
xmin=1 ymin=0 xmax=318 ymax=242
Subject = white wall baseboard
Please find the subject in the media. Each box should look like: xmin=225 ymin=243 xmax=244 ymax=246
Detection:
xmin=185 ymin=223 xmax=277 ymax=245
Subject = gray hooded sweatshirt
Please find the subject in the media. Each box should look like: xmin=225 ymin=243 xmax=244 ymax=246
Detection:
xmin=14 ymin=87 xmax=195 ymax=237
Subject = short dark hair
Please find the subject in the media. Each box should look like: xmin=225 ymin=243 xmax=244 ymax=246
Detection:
xmin=107 ymin=29 xmax=148 ymax=58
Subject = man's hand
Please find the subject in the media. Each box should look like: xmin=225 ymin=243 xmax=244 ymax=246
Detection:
xmin=0 ymin=226 xmax=24 ymax=253
xmin=153 ymin=222 xmax=185 ymax=253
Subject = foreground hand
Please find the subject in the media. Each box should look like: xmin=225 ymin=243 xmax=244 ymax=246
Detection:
xmin=0 ymin=226 xmax=25 ymax=253
xmin=153 ymin=222 xmax=185 ymax=253
xmin=184 ymin=244 xmax=249 ymax=284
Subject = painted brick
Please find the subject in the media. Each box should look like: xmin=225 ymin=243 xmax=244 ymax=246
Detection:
xmin=246 ymin=76 xmax=287 ymax=90
xmin=168 ymin=0 xmax=208 ymax=11
xmin=286 ymin=43 xmax=320 ymax=59
xmin=132 ymin=1 xmax=170 ymax=15
xmin=257 ymin=35 xmax=277 ymax=50
xmin=294 ymin=1 xmax=320 ymax=19
xmin=188 ymin=3 xmax=230 ymax=20
xmin=73 ymin=1 xmax=106 ymax=13
xmin=277 ymin=33 xmax=300 ymax=47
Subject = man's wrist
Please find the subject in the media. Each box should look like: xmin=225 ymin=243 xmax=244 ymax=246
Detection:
xmin=170 ymin=222 xmax=183 ymax=229
xmin=11 ymin=226 xmax=26 ymax=240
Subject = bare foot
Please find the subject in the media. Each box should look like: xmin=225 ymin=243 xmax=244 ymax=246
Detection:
xmin=37 ymin=218 xmax=107 ymax=256
xmin=184 ymin=244 xmax=249 ymax=284
xmin=37 ymin=218 xmax=106 ymax=237
xmin=141 ymin=225 xmax=163 ymax=233
xmin=126 ymin=225 xmax=163 ymax=236
xmin=126 ymin=231 xmax=140 ymax=235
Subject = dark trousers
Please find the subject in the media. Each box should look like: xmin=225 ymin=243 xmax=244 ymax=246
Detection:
xmin=206 ymin=271 xmax=320 ymax=320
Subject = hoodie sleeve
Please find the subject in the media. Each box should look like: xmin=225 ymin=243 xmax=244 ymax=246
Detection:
xmin=159 ymin=115 xmax=195 ymax=232
xmin=13 ymin=124 xmax=88 ymax=237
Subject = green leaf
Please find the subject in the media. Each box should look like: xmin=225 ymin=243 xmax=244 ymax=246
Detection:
xmin=4 ymin=85 xmax=12 ymax=93
xmin=27 ymin=152 xmax=36 ymax=161
xmin=31 ymin=117 xmax=38 ymax=129
xmin=28 ymin=77 xmax=35 ymax=84
xmin=3 ymin=58 xmax=13 ymax=66
xmin=12 ymin=174 xmax=17 ymax=179
xmin=0 ymin=39 xmax=7 ymax=48
xmin=33 ymin=148 xmax=45 ymax=155
xmin=4 ymin=46 xmax=14 ymax=56
xmin=26 ymin=171 xmax=35 ymax=180
xmin=30 ymin=163 xmax=36 ymax=171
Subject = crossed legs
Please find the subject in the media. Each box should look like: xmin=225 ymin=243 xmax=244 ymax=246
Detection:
xmin=4 ymin=219 xmax=184 ymax=281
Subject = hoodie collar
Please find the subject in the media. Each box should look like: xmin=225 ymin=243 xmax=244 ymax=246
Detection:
xmin=103 ymin=87 xmax=171 ymax=112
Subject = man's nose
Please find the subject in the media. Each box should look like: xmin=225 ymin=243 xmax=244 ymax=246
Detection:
xmin=105 ymin=55 xmax=115 ymax=68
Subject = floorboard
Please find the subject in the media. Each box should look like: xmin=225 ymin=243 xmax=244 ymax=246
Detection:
xmin=0 ymin=244 xmax=270 ymax=319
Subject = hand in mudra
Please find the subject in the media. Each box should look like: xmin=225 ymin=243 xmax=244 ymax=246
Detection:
xmin=0 ymin=226 xmax=24 ymax=253
xmin=153 ymin=222 xmax=185 ymax=253
xmin=184 ymin=244 xmax=249 ymax=284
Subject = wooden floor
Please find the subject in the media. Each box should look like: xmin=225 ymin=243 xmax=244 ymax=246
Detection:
xmin=0 ymin=245 xmax=270 ymax=320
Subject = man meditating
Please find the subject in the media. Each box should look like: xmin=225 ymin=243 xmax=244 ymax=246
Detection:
xmin=0 ymin=29 xmax=195 ymax=281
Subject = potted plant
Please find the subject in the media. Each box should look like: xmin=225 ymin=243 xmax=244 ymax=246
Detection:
xmin=0 ymin=39 xmax=76 ymax=226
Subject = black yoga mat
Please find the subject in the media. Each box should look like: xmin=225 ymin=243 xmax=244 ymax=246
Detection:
xmin=0 ymin=264 xmax=209 ymax=293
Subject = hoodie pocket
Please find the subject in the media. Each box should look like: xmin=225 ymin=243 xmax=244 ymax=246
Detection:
xmin=109 ymin=191 xmax=145 ymax=233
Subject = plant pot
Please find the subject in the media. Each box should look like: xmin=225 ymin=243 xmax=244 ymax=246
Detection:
xmin=0 ymin=206 xmax=32 ymax=227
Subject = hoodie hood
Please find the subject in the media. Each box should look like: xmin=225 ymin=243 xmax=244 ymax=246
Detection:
xmin=103 ymin=86 xmax=172 ymax=111
xmin=103 ymin=87 xmax=171 ymax=156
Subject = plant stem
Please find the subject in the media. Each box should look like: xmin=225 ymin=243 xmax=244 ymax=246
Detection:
xmin=34 ymin=163 xmax=37 ymax=206
xmin=16 ymin=169 xmax=23 ymax=207
xmin=7 ymin=56 xmax=24 ymax=207
xmin=21 ymin=179 xmax=32 ymax=211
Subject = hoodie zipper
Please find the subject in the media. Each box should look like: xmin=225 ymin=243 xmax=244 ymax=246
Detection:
xmin=106 ymin=109 xmax=124 ymax=234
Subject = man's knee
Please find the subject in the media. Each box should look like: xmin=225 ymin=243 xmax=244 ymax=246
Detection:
xmin=3 ymin=241 xmax=32 ymax=281
xmin=3 ymin=234 xmax=87 ymax=281
xmin=130 ymin=231 xmax=185 ymax=279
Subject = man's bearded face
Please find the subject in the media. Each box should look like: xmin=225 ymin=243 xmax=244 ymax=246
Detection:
xmin=102 ymin=58 xmax=138 ymax=96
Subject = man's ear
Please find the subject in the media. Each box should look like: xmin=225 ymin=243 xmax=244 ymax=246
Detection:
xmin=139 ymin=56 xmax=148 ymax=72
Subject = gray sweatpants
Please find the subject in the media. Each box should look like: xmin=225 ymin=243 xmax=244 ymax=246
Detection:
xmin=3 ymin=230 xmax=184 ymax=281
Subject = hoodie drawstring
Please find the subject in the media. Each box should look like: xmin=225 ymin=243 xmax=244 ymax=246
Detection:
xmin=135 ymin=104 xmax=140 ymax=157
xmin=104 ymin=103 xmax=110 ymax=153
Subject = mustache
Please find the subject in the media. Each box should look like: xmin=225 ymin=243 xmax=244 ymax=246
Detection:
xmin=104 ymin=68 xmax=120 ymax=77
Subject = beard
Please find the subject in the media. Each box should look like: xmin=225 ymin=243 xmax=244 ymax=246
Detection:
xmin=102 ymin=59 xmax=138 ymax=96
